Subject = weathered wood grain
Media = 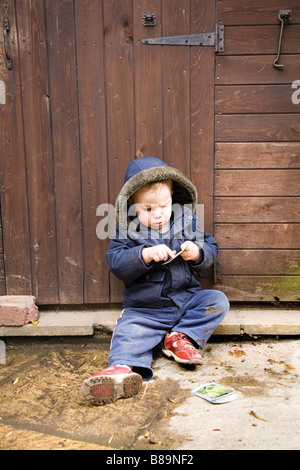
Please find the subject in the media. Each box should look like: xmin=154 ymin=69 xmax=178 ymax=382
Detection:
xmin=213 ymin=276 xmax=300 ymax=302
xmin=218 ymin=0 xmax=300 ymax=25
xmin=216 ymin=115 xmax=300 ymax=142
xmin=215 ymin=143 xmax=300 ymax=169
xmin=46 ymin=0 xmax=83 ymax=303
xmin=215 ymin=197 xmax=299 ymax=223
xmin=215 ymin=170 xmax=300 ymax=196
xmin=215 ymin=223 xmax=300 ymax=249
xmin=75 ymin=0 xmax=110 ymax=303
xmin=216 ymin=85 xmax=299 ymax=114
xmin=0 ymin=0 xmax=32 ymax=296
xmin=216 ymin=55 xmax=299 ymax=85
xmin=217 ymin=250 xmax=300 ymax=275
xmin=16 ymin=0 xmax=59 ymax=303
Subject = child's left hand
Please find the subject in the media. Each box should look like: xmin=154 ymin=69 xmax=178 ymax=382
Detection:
xmin=180 ymin=241 xmax=200 ymax=262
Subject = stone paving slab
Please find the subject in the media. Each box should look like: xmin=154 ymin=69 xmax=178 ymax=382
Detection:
xmin=0 ymin=306 xmax=299 ymax=337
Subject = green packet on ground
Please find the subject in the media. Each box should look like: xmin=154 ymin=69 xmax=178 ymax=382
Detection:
xmin=192 ymin=382 xmax=238 ymax=404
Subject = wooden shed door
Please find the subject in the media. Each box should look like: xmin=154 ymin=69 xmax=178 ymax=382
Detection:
xmin=109 ymin=0 xmax=218 ymax=301
xmin=0 ymin=0 xmax=217 ymax=305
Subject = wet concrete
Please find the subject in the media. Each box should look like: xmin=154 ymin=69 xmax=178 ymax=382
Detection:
xmin=0 ymin=334 xmax=299 ymax=450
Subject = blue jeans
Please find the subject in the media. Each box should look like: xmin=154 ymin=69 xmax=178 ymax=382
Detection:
xmin=108 ymin=289 xmax=229 ymax=380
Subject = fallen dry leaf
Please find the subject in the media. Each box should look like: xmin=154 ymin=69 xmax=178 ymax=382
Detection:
xmin=167 ymin=397 xmax=177 ymax=404
xmin=250 ymin=410 xmax=268 ymax=422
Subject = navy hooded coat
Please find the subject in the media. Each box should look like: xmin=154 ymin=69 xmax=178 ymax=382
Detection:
xmin=106 ymin=157 xmax=219 ymax=309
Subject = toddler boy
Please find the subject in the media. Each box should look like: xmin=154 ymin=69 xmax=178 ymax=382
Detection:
xmin=81 ymin=157 xmax=229 ymax=405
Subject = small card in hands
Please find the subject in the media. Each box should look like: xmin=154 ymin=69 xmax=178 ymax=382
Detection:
xmin=162 ymin=247 xmax=187 ymax=265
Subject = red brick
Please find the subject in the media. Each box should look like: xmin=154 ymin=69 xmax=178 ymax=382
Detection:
xmin=0 ymin=296 xmax=39 ymax=326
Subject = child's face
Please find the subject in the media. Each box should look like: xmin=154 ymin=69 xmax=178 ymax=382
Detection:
xmin=132 ymin=182 xmax=172 ymax=231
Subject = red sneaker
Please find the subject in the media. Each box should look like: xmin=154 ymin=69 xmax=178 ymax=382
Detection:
xmin=81 ymin=365 xmax=142 ymax=406
xmin=162 ymin=333 xmax=203 ymax=364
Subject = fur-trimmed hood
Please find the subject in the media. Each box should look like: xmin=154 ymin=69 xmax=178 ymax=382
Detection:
xmin=116 ymin=156 xmax=197 ymax=228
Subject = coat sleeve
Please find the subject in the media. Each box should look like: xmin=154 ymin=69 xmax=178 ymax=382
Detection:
xmin=190 ymin=215 xmax=219 ymax=271
xmin=106 ymin=227 xmax=152 ymax=284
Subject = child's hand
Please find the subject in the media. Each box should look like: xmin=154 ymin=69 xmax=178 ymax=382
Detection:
xmin=142 ymin=245 xmax=176 ymax=264
xmin=180 ymin=241 xmax=200 ymax=262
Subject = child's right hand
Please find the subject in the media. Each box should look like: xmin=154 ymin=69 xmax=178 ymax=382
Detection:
xmin=142 ymin=245 xmax=176 ymax=264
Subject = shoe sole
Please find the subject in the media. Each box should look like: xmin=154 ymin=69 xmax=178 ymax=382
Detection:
xmin=81 ymin=373 xmax=142 ymax=406
xmin=162 ymin=348 xmax=203 ymax=365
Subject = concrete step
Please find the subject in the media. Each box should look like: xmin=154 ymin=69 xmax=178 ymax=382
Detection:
xmin=0 ymin=306 xmax=299 ymax=337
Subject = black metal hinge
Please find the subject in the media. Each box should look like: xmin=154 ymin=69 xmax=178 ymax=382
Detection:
xmin=142 ymin=24 xmax=224 ymax=53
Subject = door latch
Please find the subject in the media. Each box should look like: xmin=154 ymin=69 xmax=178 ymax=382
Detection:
xmin=273 ymin=9 xmax=292 ymax=69
xmin=3 ymin=18 xmax=12 ymax=70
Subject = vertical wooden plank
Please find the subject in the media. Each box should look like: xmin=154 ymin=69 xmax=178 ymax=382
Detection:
xmin=15 ymin=0 xmax=59 ymax=303
xmin=103 ymin=0 xmax=135 ymax=205
xmin=45 ymin=0 xmax=83 ymax=304
xmin=134 ymin=0 xmax=163 ymax=159
xmin=0 ymin=203 xmax=5 ymax=294
xmin=162 ymin=0 xmax=191 ymax=173
xmin=75 ymin=0 xmax=109 ymax=303
xmin=103 ymin=0 xmax=135 ymax=302
xmin=0 ymin=0 xmax=32 ymax=294
xmin=191 ymin=0 xmax=216 ymax=234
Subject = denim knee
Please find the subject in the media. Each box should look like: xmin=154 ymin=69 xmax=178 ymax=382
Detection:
xmin=211 ymin=290 xmax=230 ymax=317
